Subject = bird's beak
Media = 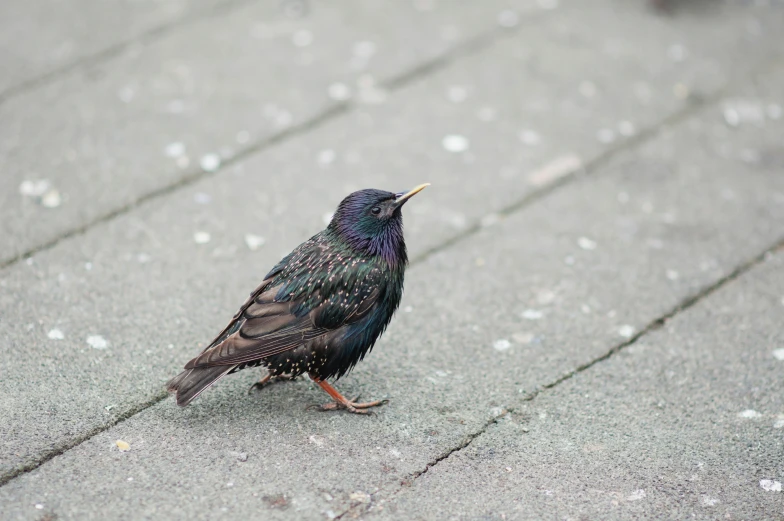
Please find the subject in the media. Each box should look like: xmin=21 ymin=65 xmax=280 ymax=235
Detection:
xmin=393 ymin=183 xmax=430 ymax=207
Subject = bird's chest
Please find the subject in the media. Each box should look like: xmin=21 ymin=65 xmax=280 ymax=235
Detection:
xmin=266 ymin=274 xmax=403 ymax=380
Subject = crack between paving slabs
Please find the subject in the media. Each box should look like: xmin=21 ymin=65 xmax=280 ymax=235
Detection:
xmin=0 ymin=389 xmax=168 ymax=488
xmin=320 ymin=55 xmax=784 ymax=517
xmin=0 ymin=81 xmax=723 ymax=489
xmin=2 ymin=40 xmax=779 ymax=492
xmin=409 ymin=91 xmax=713 ymax=267
xmin=0 ymin=82 xmax=712 ymax=489
xmin=0 ymin=13 xmax=556 ymax=489
xmin=0 ymin=11 xmax=548 ymax=271
xmin=338 ymin=237 xmax=784 ymax=520
xmin=409 ymin=52 xmax=784 ymax=267
xmin=3 ymin=13 xmax=781 ymax=496
xmin=0 ymin=0 xmax=255 ymax=106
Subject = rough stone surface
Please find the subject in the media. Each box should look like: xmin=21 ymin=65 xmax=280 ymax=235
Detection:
xmin=1 ymin=0 xmax=783 ymax=519
xmin=2 ymin=61 xmax=784 ymax=521
xmin=371 ymin=251 xmax=784 ymax=521
xmin=2 ymin=0 xmax=782 ymax=265
xmin=0 ymin=0 xmax=543 ymax=265
xmin=0 ymin=0 xmax=235 ymax=94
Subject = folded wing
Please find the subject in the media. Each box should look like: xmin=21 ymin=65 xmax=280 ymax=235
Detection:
xmin=185 ymin=251 xmax=382 ymax=369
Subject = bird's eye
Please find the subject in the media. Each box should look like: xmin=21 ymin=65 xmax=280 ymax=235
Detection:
xmin=371 ymin=206 xmax=382 ymax=215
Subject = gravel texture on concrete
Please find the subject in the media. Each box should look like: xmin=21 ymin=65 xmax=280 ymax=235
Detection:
xmin=369 ymin=251 xmax=784 ymax=521
xmin=1 ymin=0 xmax=783 ymax=519
xmin=2 ymin=0 xmax=782 ymax=265
xmin=0 ymin=0 xmax=547 ymax=265
xmin=0 ymin=0 xmax=237 ymax=95
xmin=3 ymin=0 xmax=784 ymax=482
xmin=2 ymin=61 xmax=784 ymax=520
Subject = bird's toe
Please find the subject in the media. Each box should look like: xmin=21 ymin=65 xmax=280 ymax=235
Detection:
xmin=315 ymin=398 xmax=386 ymax=414
xmin=247 ymin=381 xmax=268 ymax=394
xmin=352 ymin=398 xmax=389 ymax=409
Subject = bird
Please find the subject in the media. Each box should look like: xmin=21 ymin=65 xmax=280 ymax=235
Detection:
xmin=167 ymin=184 xmax=429 ymax=414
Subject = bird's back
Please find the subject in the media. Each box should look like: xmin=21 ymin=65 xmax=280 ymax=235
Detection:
xmin=183 ymin=231 xmax=404 ymax=379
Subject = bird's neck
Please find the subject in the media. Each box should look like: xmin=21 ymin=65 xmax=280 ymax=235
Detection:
xmin=328 ymin=223 xmax=408 ymax=270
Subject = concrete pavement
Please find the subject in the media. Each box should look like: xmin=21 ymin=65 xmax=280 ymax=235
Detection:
xmin=1 ymin=0 xmax=782 ymax=519
xmin=371 ymin=250 xmax=784 ymax=520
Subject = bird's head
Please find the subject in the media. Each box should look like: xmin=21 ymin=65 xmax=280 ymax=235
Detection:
xmin=327 ymin=184 xmax=429 ymax=264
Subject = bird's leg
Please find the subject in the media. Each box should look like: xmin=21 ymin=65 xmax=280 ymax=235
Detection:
xmin=247 ymin=371 xmax=297 ymax=393
xmin=309 ymin=375 xmax=388 ymax=414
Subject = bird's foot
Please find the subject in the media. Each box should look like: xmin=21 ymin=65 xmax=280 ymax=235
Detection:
xmin=317 ymin=395 xmax=389 ymax=415
xmin=247 ymin=374 xmax=297 ymax=394
xmin=309 ymin=376 xmax=389 ymax=414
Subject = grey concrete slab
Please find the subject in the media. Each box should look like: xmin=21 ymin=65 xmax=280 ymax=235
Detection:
xmin=2 ymin=0 xmax=777 ymax=478
xmin=306 ymin=0 xmax=784 ymax=256
xmin=0 ymin=0 xmax=541 ymax=266
xmin=2 ymin=0 xmax=782 ymax=266
xmin=1 ymin=57 xmax=783 ymax=518
xmin=0 ymin=0 xmax=234 ymax=95
xmin=371 ymin=252 xmax=784 ymax=521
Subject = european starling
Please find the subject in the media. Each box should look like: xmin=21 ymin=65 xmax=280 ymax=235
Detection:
xmin=167 ymin=184 xmax=429 ymax=413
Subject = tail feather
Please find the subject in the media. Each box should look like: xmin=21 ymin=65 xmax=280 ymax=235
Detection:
xmin=166 ymin=365 xmax=235 ymax=406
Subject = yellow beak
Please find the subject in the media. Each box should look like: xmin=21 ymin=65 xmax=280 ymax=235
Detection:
xmin=393 ymin=183 xmax=430 ymax=207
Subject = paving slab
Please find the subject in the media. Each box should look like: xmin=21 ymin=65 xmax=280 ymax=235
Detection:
xmin=0 ymin=0 xmax=544 ymax=266
xmin=2 ymin=0 xmax=782 ymax=266
xmin=371 ymin=250 xmax=784 ymax=521
xmin=1 ymin=53 xmax=783 ymax=518
xmin=3 ymin=0 xmax=782 ymax=481
xmin=303 ymin=0 xmax=784 ymax=257
xmin=0 ymin=0 xmax=237 ymax=96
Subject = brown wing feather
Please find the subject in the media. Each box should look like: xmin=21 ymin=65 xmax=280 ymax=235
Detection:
xmin=184 ymin=287 xmax=382 ymax=369
xmin=185 ymin=240 xmax=384 ymax=370
xmin=199 ymin=280 xmax=276 ymax=352
xmin=184 ymin=287 xmax=332 ymax=369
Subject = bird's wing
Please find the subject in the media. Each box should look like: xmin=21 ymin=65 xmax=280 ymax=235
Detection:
xmin=185 ymin=237 xmax=382 ymax=368
xmin=196 ymin=246 xmax=296 ymax=354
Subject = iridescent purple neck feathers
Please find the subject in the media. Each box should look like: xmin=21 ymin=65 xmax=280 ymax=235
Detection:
xmin=327 ymin=189 xmax=408 ymax=267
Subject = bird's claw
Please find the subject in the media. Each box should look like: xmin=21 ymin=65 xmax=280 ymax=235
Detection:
xmin=247 ymin=381 xmax=269 ymax=394
xmin=313 ymin=397 xmax=389 ymax=415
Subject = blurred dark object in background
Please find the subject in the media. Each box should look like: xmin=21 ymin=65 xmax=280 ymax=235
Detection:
xmin=651 ymin=0 xmax=673 ymax=13
xmin=649 ymin=0 xmax=725 ymax=15
xmin=281 ymin=0 xmax=309 ymax=19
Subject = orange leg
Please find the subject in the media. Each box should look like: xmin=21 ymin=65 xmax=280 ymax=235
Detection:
xmin=309 ymin=375 xmax=388 ymax=414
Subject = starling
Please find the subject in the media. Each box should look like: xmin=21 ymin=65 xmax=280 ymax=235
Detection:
xmin=167 ymin=184 xmax=429 ymax=413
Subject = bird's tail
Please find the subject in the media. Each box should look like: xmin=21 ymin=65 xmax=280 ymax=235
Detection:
xmin=166 ymin=365 xmax=235 ymax=406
